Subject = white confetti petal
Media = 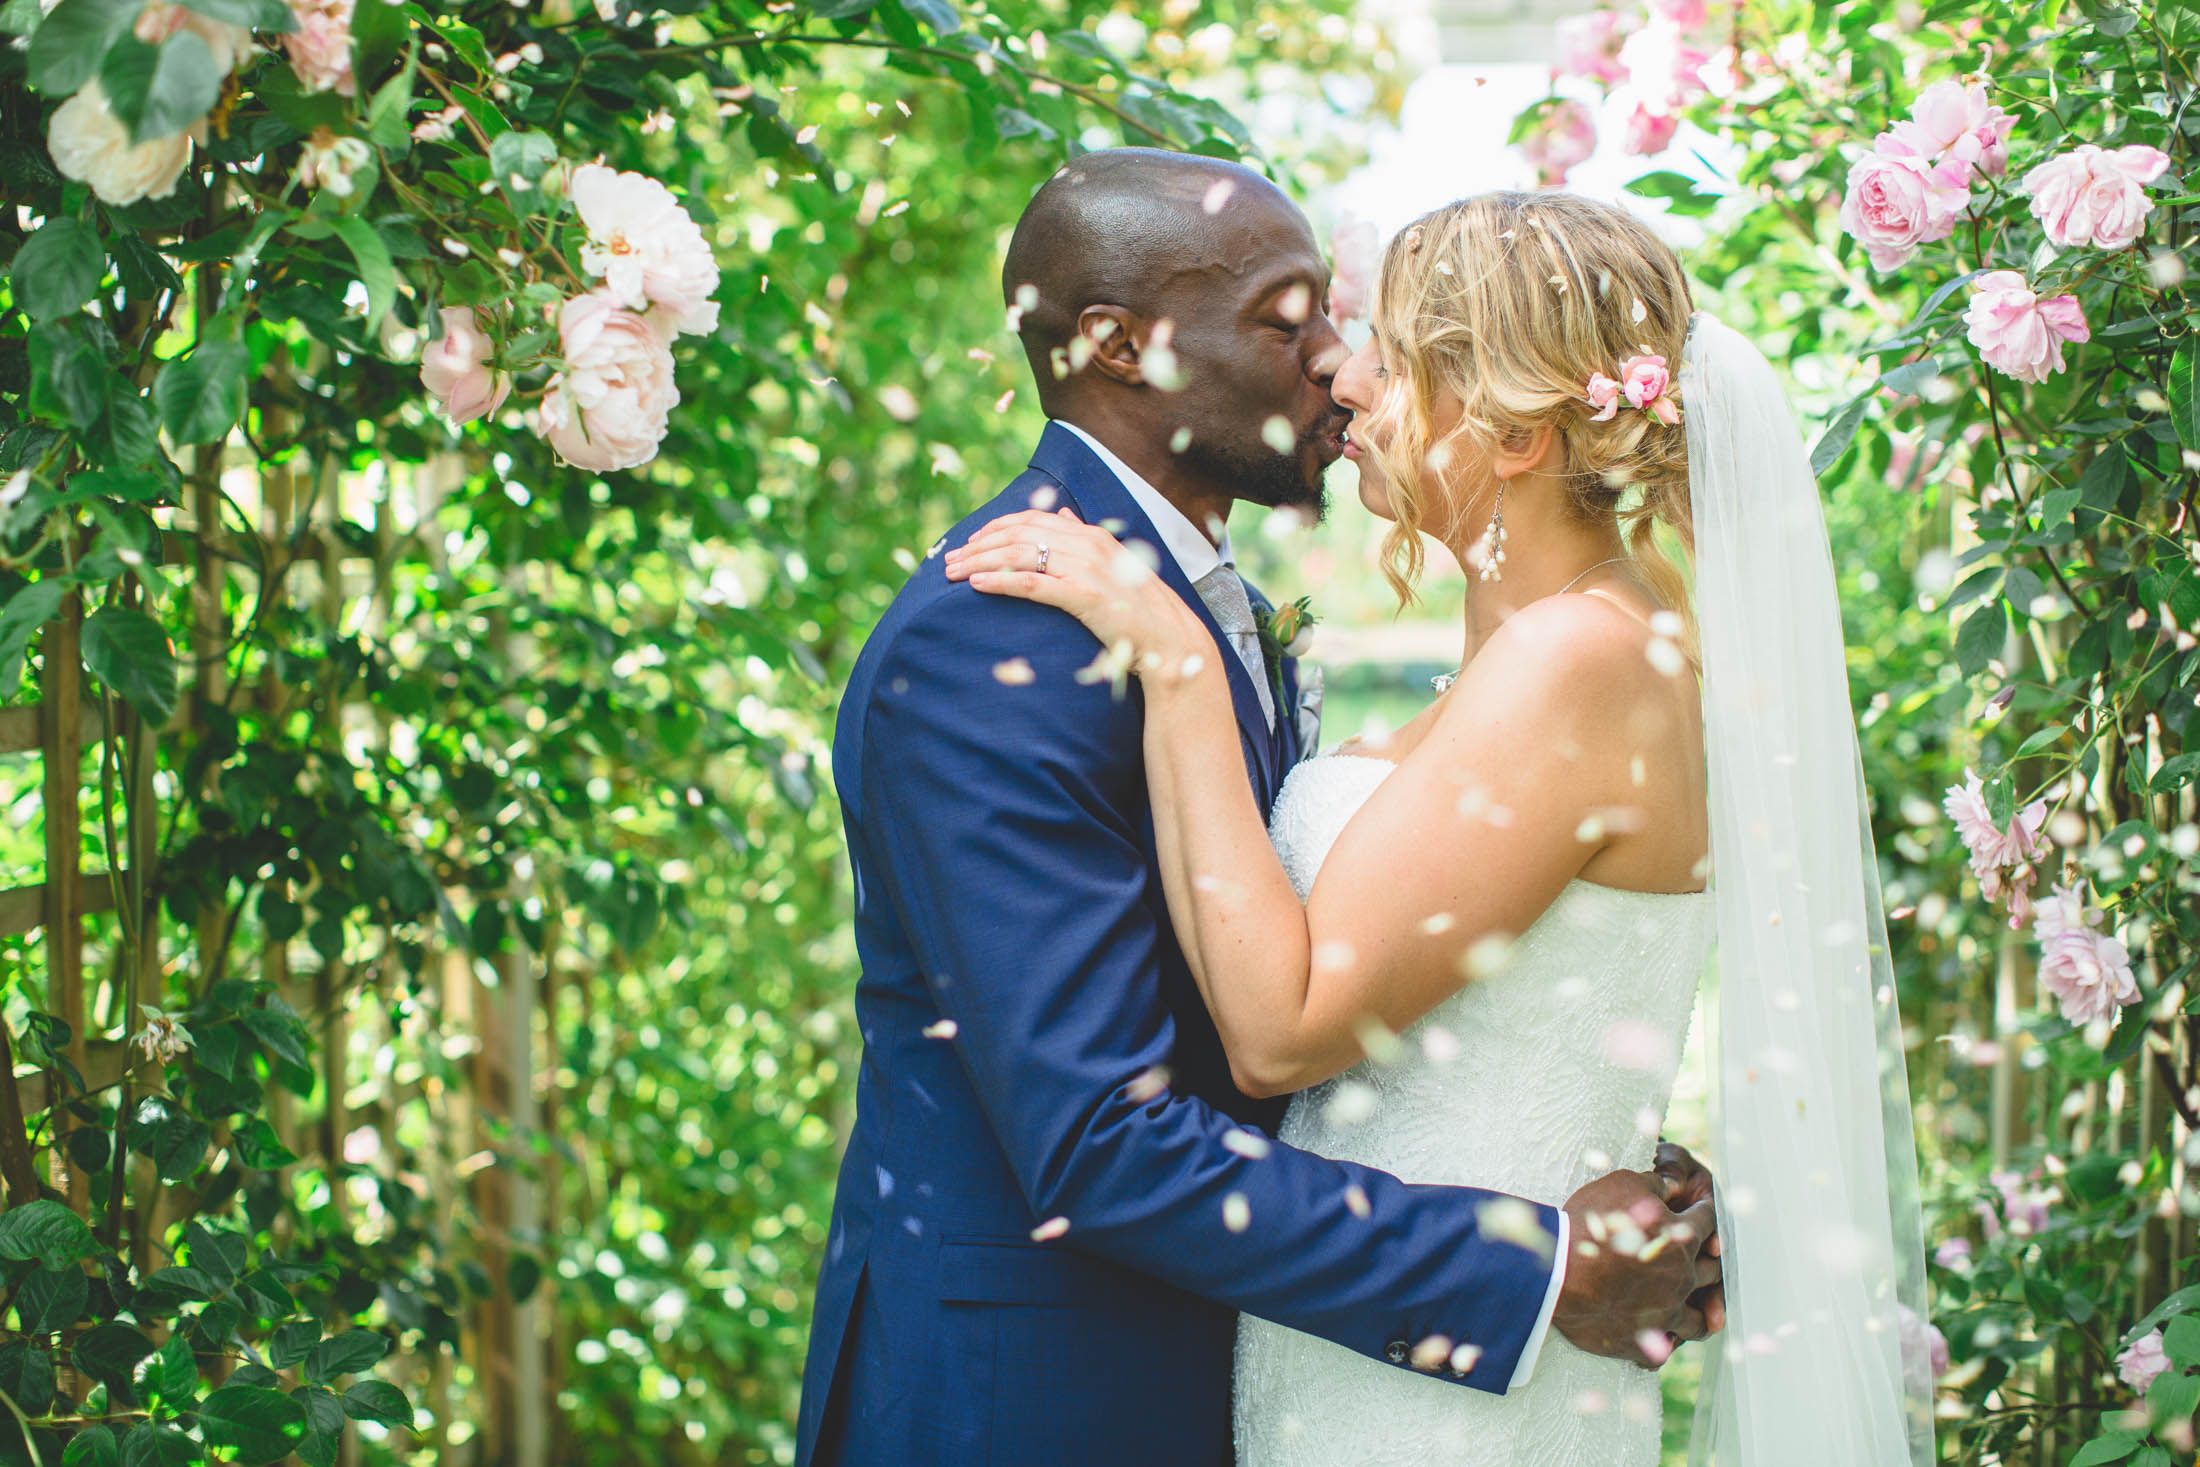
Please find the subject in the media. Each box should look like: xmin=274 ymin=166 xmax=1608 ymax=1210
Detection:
xmin=1343 ymin=1184 xmax=1371 ymax=1218
xmin=1223 ymin=1129 xmax=1272 ymax=1160
xmin=1261 ymin=415 xmax=1295 ymax=455
xmin=992 ymin=658 xmax=1035 ymax=686
xmin=1030 ymin=1215 xmax=1070 ymax=1241
xmin=1223 ymin=1192 xmax=1251 ymax=1232
xmin=922 ymin=1018 xmax=958 ymax=1039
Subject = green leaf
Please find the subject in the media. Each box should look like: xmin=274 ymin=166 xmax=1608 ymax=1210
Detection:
xmin=0 ymin=1341 xmax=55 ymax=1415
xmin=2013 ymin=722 xmax=2067 ymax=759
xmin=364 ymin=55 xmax=415 ymax=150
xmin=80 ymin=607 xmax=179 ymax=726
xmin=1622 ymin=168 xmax=1719 ymax=217
xmin=74 ymin=1323 xmax=154 ymax=1405
xmin=62 ymin=1425 xmax=118 ymax=1467
xmin=305 ymin=1329 xmax=390 ymax=1385
xmin=242 ymin=1009 xmax=310 ymax=1070
xmin=30 ymin=319 xmax=107 ymax=429
xmin=2171 ymin=342 xmax=2200 ymax=454
xmin=339 ymin=1378 xmax=412 ymax=1430
xmin=153 ymin=339 xmax=250 ymax=444
xmin=197 ymin=1385 xmax=308 ymax=1465
xmin=2146 ymin=1368 xmax=2199 ymax=1427
xmin=2132 ymin=1447 xmax=2171 ymax=1467
xmin=893 ymin=0 xmax=959 ymax=34
xmin=810 ymin=0 xmax=874 ymax=15
xmin=2067 ymin=1435 xmax=2142 ymax=1467
xmin=267 ymin=1320 xmax=318 ymax=1371
xmin=117 ymin=1424 xmax=197 ymax=1467
xmin=2152 ymin=752 xmax=2200 ymax=793
xmin=328 ymin=215 xmax=397 ymax=336
xmin=141 ymin=1265 xmax=212 ymax=1300
xmin=175 ymin=0 xmax=295 ymax=29
xmin=1811 ymin=393 xmax=1872 ymax=477
xmin=27 ymin=0 xmax=140 ymax=96
xmin=15 ymin=1262 xmax=88 ymax=1333
xmin=98 ymin=29 xmax=219 ymax=144
xmin=0 ymin=580 xmax=70 ymax=700
xmin=993 ymin=105 xmax=1056 ymax=142
xmin=1957 ymin=601 xmax=2007 ymax=677
xmin=348 ymin=0 xmax=408 ymax=83
xmin=292 ymin=1387 xmax=342 ymax=1467
xmin=145 ymin=1331 xmax=193 ymax=1403
xmin=230 ymin=1116 xmax=296 ymax=1170
xmin=2165 ymin=1313 xmax=2200 ymax=1367
xmin=12 ymin=219 xmax=106 ymax=323
xmin=0 ymin=1199 xmax=99 ymax=1268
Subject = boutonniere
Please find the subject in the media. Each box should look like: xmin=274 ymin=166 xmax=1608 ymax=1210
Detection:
xmin=1254 ymin=596 xmax=1318 ymax=678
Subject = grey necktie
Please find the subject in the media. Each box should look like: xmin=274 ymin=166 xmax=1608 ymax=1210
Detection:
xmin=1193 ymin=563 xmax=1277 ymax=733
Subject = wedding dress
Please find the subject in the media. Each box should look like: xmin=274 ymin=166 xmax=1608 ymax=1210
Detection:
xmin=1234 ymin=750 xmax=1716 ymax=1467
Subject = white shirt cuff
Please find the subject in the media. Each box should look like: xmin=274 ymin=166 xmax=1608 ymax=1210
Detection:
xmin=1507 ymin=1209 xmax=1569 ymax=1390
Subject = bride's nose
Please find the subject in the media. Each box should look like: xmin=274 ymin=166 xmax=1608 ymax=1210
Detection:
xmin=1331 ymin=339 xmax=1378 ymax=414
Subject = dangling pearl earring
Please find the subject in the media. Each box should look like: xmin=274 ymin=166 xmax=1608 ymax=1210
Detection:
xmin=1474 ymin=479 xmax=1508 ymax=583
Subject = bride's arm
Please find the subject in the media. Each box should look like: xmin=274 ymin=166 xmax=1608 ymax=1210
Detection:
xmin=947 ymin=510 xmax=1653 ymax=1096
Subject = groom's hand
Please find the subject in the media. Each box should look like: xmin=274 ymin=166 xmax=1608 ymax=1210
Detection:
xmin=1552 ymin=1169 xmax=1721 ymax=1369
xmin=1651 ymin=1140 xmax=1727 ymax=1338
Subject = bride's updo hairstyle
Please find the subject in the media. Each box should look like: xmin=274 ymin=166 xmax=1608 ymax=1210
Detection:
xmin=1360 ymin=191 xmax=1697 ymax=652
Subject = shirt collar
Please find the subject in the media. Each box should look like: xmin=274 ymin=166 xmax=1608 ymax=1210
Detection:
xmin=1057 ymin=420 xmax=1234 ymax=582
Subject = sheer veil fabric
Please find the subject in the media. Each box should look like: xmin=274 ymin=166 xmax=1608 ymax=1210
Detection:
xmin=1680 ymin=313 xmax=1936 ymax=1465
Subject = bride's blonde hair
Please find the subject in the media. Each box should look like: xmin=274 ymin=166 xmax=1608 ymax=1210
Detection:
xmin=1360 ymin=191 xmax=1698 ymax=656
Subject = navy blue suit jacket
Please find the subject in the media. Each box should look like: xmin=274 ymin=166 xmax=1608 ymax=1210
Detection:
xmin=795 ymin=422 xmax=1560 ymax=1467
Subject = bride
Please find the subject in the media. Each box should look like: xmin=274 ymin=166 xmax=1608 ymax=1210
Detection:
xmin=945 ymin=191 xmax=1933 ymax=1466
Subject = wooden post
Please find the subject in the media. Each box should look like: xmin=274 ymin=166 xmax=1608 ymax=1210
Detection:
xmin=40 ymin=592 xmax=87 ymax=1210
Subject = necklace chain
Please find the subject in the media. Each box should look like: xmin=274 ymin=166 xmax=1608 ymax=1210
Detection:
xmin=1430 ymin=557 xmax=1632 ymax=693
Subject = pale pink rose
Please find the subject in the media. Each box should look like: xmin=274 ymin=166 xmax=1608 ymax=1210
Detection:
xmin=1620 ymin=22 xmax=1711 ymax=114
xmin=46 ymin=80 xmax=199 ymax=205
xmin=420 ymin=307 xmax=512 ymax=427
xmin=1623 ymin=104 xmax=1680 ymax=157
xmin=1555 ymin=10 xmax=1631 ymax=84
xmin=1620 ymin=353 xmax=1678 ymax=424
xmin=132 ymin=0 xmax=255 ymax=78
xmin=1980 ymin=1167 xmax=2053 ymax=1239
xmin=568 ymin=163 xmax=723 ymax=340
xmin=1897 ymin=1305 xmax=1951 ymax=1381
xmin=1964 ymin=272 xmax=2088 ymax=383
xmin=283 ymin=0 xmax=358 ymax=97
xmin=536 ymin=290 xmax=681 ymax=472
xmin=1646 ymin=0 xmax=1709 ymax=29
xmin=1328 ymin=214 xmax=1380 ymax=324
xmin=1584 ymin=372 xmax=1622 ymax=421
xmin=1943 ymin=770 xmax=2000 ymax=861
xmin=1882 ymin=80 xmax=2016 ymax=181
xmin=1933 ymin=1237 xmax=1971 ymax=1268
xmin=1839 ymin=152 xmax=1967 ymax=271
xmin=2031 ymin=882 xmax=2140 ymax=1026
xmin=2118 ymin=1330 xmax=2171 ymax=1394
xmin=1521 ymin=100 xmax=1597 ymax=187
xmin=2022 ymin=144 xmax=2173 ymax=251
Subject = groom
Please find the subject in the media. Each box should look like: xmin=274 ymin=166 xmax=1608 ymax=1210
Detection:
xmin=796 ymin=149 xmax=1720 ymax=1467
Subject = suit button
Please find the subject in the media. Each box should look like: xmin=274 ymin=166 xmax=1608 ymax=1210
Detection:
xmin=1385 ymin=1341 xmax=1408 ymax=1364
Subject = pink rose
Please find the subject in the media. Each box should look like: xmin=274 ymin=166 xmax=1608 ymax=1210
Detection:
xmin=1646 ymin=0 xmax=1709 ymax=28
xmin=569 ymin=163 xmax=724 ymax=340
xmin=2118 ymin=1330 xmax=2171 ymax=1394
xmin=536 ymin=290 xmax=682 ymax=472
xmin=283 ymin=0 xmax=357 ymax=97
xmin=1979 ymin=1168 xmax=2053 ymax=1239
xmin=1898 ymin=1305 xmax=1951 ymax=1381
xmin=1620 ymin=22 xmax=1711 ymax=114
xmin=1521 ymin=100 xmax=1598 ymax=187
xmin=1933 ymin=1237 xmax=1971 ymax=1268
xmin=1584 ymin=372 xmax=1622 ymax=422
xmin=1882 ymin=79 xmax=2016 ymax=181
xmin=2021 ymin=144 xmax=2172 ymax=251
xmin=1620 ymin=353 xmax=1678 ymax=424
xmin=1623 ymin=104 xmax=1680 ymax=157
xmin=1963 ymin=271 xmax=2088 ymax=383
xmin=2032 ymin=883 xmax=2139 ymax=1027
xmin=1944 ymin=769 xmax=2047 ymax=925
xmin=1839 ymin=152 xmax=1967 ymax=271
xmin=1328 ymin=213 xmax=1380 ymax=324
xmin=1555 ymin=10 xmax=1631 ymax=85
xmin=420 ymin=307 xmax=511 ymax=427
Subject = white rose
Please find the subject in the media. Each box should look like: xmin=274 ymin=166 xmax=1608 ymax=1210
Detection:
xmin=46 ymin=80 xmax=197 ymax=206
xmin=568 ymin=162 xmax=722 ymax=339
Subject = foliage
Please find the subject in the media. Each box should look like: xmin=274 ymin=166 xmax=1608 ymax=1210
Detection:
xmin=1517 ymin=0 xmax=2199 ymax=1460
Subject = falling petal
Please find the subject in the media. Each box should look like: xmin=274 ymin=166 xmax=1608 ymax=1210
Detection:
xmin=1312 ymin=939 xmax=1357 ymax=975
xmin=1449 ymin=1342 xmax=1483 ymax=1375
xmin=1126 ymin=1065 xmax=1171 ymax=1102
xmin=1476 ymin=1198 xmax=1555 ymax=1261
xmin=878 ymin=385 xmax=920 ymax=422
xmin=1601 ymin=1019 xmax=1675 ymax=1071
xmin=1324 ymin=1081 xmax=1379 ymax=1127
xmin=993 ymin=658 xmax=1036 ymax=686
xmin=922 ymin=1018 xmax=958 ymax=1039
xmin=994 ymin=389 xmax=1015 ymax=413
xmin=1030 ymin=1215 xmax=1071 ymax=1242
xmin=1646 ymin=638 xmax=1686 ymax=676
xmin=1410 ymin=1334 xmax=1453 ymax=1370
xmin=1223 ymin=1129 xmax=1273 ymax=1160
xmin=1352 ymin=1015 xmax=1404 ymax=1065
xmin=1016 ymin=283 xmax=1040 ymax=311
xmin=1030 ymin=484 xmax=1060 ymax=510
xmin=1343 ymin=1184 xmax=1372 ymax=1218
xmin=1170 ymin=427 xmax=1193 ymax=453
xmin=1420 ymin=913 xmax=1456 ymax=935
xmin=1223 ymin=1193 xmax=1251 ymax=1232
xmin=1630 ymin=298 xmax=1647 ymax=323
xmin=1462 ymin=934 xmax=1515 ymax=979
xmin=1421 ymin=1026 xmax=1460 ymax=1063
xmin=1277 ymin=282 xmax=1312 ymax=324
xmin=1261 ymin=415 xmax=1296 ymax=454
xmin=1636 ymin=1330 xmax=1673 ymax=1365
xmin=1202 ymin=179 xmax=1236 ymax=213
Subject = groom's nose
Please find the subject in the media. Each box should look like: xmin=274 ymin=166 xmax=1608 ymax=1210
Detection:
xmin=1304 ymin=316 xmax=1349 ymax=390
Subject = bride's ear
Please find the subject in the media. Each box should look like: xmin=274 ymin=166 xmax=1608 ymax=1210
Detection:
xmin=1491 ymin=423 xmax=1559 ymax=481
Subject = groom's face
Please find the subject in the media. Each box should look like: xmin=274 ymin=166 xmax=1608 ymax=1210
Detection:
xmin=1155 ymin=193 xmax=1351 ymax=519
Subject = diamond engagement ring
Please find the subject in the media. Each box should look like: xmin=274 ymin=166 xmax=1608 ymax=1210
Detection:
xmin=1036 ymin=543 xmax=1050 ymax=574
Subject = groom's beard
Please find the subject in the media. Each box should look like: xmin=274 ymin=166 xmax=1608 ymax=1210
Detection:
xmin=1188 ymin=430 xmax=1333 ymax=525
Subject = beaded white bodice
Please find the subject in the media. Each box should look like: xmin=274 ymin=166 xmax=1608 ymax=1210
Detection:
xmin=1234 ymin=752 xmax=1716 ymax=1466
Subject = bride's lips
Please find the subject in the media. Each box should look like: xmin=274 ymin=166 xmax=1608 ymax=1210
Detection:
xmin=1340 ymin=422 xmax=1362 ymax=460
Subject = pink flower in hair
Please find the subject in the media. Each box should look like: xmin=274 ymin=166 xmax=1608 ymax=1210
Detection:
xmin=1584 ymin=372 xmax=1623 ymax=422
xmin=1620 ymin=353 xmax=1679 ymax=424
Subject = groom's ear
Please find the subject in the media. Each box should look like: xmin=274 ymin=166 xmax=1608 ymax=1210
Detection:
xmin=1074 ymin=305 xmax=1150 ymax=387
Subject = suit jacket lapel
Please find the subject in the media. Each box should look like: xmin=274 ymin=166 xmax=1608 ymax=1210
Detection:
xmin=1026 ymin=423 xmax=1282 ymax=810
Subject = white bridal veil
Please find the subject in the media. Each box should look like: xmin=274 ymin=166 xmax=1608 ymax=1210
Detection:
xmin=1681 ymin=313 xmax=1936 ymax=1465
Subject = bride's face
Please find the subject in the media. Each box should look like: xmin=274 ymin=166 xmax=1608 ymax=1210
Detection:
xmin=1330 ymin=333 xmax=1469 ymax=525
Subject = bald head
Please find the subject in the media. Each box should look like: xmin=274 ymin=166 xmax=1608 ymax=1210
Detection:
xmin=1002 ymin=149 xmax=1300 ymax=408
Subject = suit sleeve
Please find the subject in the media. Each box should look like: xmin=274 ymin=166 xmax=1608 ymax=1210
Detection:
xmin=857 ymin=584 xmax=1561 ymax=1392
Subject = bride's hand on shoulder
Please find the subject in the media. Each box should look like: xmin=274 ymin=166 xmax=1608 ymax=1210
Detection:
xmin=945 ymin=507 xmax=1211 ymax=676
